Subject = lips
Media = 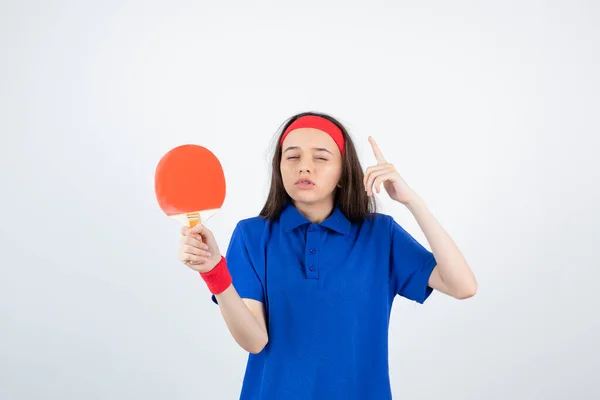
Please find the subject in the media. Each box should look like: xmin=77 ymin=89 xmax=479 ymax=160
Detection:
xmin=295 ymin=178 xmax=315 ymax=185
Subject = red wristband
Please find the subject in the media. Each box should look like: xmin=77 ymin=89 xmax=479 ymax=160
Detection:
xmin=199 ymin=256 xmax=232 ymax=294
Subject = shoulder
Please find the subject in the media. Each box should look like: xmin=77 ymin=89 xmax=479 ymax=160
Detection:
xmin=348 ymin=212 xmax=395 ymax=243
xmin=361 ymin=212 xmax=394 ymax=231
xmin=235 ymin=215 xmax=270 ymax=234
xmin=230 ymin=215 xmax=272 ymax=249
xmin=358 ymin=212 xmax=415 ymax=240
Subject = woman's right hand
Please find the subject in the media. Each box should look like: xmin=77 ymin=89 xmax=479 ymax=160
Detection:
xmin=178 ymin=223 xmax=223 ymax=273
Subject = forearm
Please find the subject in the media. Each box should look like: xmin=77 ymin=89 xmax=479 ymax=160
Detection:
xmin=406 ymin=196 xmax=477 ymax=297
xmin=214 ymin=284 xmax=268 ymax=354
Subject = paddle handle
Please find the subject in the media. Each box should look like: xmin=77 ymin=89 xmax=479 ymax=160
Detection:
xmin=186 ymin=212 xmax=200 ymax=228
xmin=169 ymin=209 xmax=218 ymax=228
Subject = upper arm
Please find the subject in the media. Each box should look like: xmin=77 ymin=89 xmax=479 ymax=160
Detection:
xmin=211 ymin=222 xmax=265 ymax=305
xmin=389 ymin=217 xmax=438 ymax=303
xmin=242 ymin=298 xmax=267 ymax=334
xmin=427 ymin=265 xmax=453 ymax=297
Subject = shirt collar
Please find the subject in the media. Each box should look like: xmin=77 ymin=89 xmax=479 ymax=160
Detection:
xmin=280 ymin=200 xmax=351 ymax=235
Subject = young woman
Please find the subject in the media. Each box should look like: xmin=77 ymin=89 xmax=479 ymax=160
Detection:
xmin=178 ymin=111 xmax=477 ymax=399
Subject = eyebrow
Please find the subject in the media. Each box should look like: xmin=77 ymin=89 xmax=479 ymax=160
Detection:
xmin=283 ymin=146 xmax=333 ymax=155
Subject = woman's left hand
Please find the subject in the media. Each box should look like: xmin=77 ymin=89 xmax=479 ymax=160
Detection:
xmin=363 ymin=136 xmax=419 ymax=206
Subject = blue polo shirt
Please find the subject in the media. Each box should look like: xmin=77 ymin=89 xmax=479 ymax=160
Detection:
xmin=212 ymin=201 xmax=437 ymax=399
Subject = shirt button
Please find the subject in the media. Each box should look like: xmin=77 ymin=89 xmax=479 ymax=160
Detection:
xmin=309 ymin=248 xmax=316 ymax=254
xmin=309 ymin=265 xmax=316 ymax=272
xmin=308 ymin=227 xmax=314 ymax=232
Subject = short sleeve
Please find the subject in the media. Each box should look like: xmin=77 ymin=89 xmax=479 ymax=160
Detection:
xmin=211 ymin=222 xmax=264 ymax=305
xmin=389 ymin=217 xmax=437 ymax=304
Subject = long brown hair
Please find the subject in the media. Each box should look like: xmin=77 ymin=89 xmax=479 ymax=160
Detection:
xmin=259 ymin=111 xmax=377 ymax=223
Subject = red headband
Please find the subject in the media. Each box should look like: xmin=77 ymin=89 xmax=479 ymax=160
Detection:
xmin=280 ymin=115 xmax=345 ymax=155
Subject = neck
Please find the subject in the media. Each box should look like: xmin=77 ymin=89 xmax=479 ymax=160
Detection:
xmin=293 ymin=198 xmax=335 ymax=224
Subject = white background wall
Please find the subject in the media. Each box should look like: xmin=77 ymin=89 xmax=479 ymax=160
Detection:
xmin=1 ymin=1 xmax=599 ymax=399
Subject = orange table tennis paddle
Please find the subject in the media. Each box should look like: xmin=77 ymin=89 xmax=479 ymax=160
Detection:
xmin=154 ymin=144 xmax=226 ymax=228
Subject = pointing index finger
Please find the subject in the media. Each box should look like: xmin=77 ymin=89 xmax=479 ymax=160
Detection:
xmin=369 ymin=136 xmax=386 ymax=164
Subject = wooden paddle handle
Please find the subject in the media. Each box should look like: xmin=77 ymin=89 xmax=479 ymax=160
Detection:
xmin=186 ymin=212 xmax=200 ymax=228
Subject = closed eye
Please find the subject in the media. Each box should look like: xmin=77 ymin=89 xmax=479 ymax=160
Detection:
xmin=285 ymin=156 xmax=328 ymax=161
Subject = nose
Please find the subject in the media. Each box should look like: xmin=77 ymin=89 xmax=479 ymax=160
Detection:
xmin=298 ymin=158 xmax=314 ymax=173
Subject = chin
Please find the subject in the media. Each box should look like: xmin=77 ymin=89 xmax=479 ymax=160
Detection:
xmin=291 ymin=193 xmax=317 ymax=204
xmin=290 ymin=191 xmax=331 ymax=206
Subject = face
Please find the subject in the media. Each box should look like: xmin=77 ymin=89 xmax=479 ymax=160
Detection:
xmin=280 ymin=128 xmax=343 ymax=207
